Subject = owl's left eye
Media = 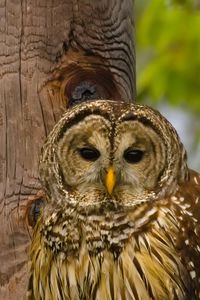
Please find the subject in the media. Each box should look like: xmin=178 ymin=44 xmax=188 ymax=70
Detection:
xmin=123 ymin=149 xmax=144 ymax=164
xmin=79 ymin=147 xmax=100 ymax=161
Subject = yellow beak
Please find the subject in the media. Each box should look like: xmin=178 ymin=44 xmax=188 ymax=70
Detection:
xmin=105 ymin=167 xmax=116 ymax=195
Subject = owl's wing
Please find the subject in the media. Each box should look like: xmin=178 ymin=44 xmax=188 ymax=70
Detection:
xmin=173 ymin=169 xmax=200 ymax=295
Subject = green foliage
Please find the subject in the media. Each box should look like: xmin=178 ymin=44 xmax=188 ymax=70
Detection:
xmin=136 ymin=0 xmax=200 ymax=113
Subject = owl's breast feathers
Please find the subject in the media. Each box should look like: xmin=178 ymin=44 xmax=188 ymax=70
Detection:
xmin=28 ymin=170 xmax=200 ymax=300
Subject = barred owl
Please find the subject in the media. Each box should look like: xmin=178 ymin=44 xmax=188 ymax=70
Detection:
xmin=28 ymin=100 xmax=200 ymax=300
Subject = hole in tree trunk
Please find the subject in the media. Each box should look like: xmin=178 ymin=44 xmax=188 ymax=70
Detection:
xmin=69 ymin=80 xmax=106 ymax=106
xmin=46 ymin=50 xmax=122 ymax=109
xmin=63 ymin=69 xmax=120 ymax=108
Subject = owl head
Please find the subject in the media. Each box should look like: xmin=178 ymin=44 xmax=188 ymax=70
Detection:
xmin=39 ymin=100 xmax=188 ymax=209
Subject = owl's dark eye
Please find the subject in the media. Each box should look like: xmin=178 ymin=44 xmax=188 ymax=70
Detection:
xmin=79 ymin=147 xmax=100 ymax=161
xmin=124 ymin=149 xmax=144 ymax=164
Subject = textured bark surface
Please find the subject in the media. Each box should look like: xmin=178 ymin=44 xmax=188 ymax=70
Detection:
xmin=0 ymin=1 xmax=135 ymax=298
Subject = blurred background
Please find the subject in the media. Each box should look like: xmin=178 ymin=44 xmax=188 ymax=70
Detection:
xmin=135 ymin=0 xmax=200 ymax=171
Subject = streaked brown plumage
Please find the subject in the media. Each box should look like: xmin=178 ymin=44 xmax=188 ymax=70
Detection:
xmin=28 ymin=100 xmax=200 ymax=300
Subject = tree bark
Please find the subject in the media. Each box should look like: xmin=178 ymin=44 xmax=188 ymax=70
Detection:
xmin=0 ymin=1 xmax=135 ymax=298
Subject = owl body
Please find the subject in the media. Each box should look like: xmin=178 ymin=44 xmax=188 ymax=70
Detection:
xmin=28 ymin=101 xmax=200 ymax=300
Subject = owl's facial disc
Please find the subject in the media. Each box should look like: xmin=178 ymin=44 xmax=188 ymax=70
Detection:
xmin=57 ymin=115 xmax=112 ymax=197
xmin=40 ymin=100 xmax=188 ymax=209
xmin=56 ymin=111 xmax=167 ymax=206
xmin=112 ymin=120 xmax=167 ymax=201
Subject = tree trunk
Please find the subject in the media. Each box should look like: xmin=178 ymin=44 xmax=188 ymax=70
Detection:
xmin=0 ymin=1 xmax=135 ymax=298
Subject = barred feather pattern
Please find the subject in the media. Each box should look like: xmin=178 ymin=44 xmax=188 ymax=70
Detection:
xmin=28 ymin=171 xmax=200 ymax=300
xmin=27 ymin=101 xmax=200 ymax=299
